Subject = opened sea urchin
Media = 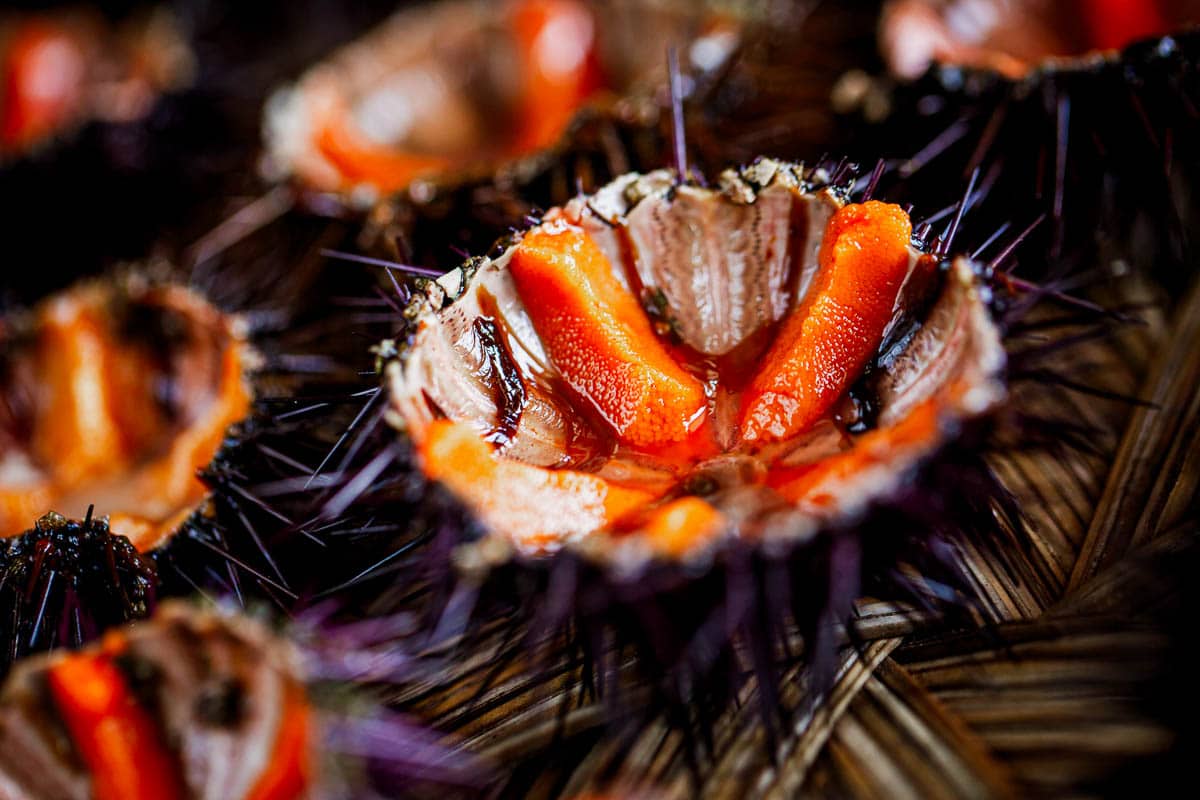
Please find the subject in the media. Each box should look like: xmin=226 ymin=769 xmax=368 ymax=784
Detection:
xmin=0 ymin=600 xmax=481 ymax=799
xmin=384 ymin=159 xmax=1004 ymax=568
xmin=0 ymin=275 xmax=253 ymax=551
xmin=264 ymin=0 xmax=743 ymax=204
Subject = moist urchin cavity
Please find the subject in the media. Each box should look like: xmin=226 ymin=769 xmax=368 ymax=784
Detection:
xmin=386 ymin=159 xmax=1004 ymax=567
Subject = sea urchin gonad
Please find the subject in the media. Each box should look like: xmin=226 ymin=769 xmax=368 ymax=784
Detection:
xmin=0 ymin=276 xmax=253 ymax=551
xmin=263 ymin=0 xmax=742 ymax=202
xmin=0 ymin=602 xmax=307 ymax=800
xmin=382 ymin=159 xmax=1005 ymax=566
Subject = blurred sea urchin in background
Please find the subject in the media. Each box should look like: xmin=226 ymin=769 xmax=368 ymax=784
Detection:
xmin=2 ymin=1 xmax=1199 ymax=798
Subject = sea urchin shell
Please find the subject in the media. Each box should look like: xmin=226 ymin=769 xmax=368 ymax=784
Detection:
xmin=263 ymin=0 xmax=743 ymax=202
xmin=0 ymin=600 xmax=484 ymax=799
xmin=880 ymin=0 xmax=1200 ymax=80
xmin=383 ymin=159 xmax=1005 ymax=569
xmin=0 ymin=7 xmax=194 ymax=158
xmin=0 ymin=276 xmax=254 ymax=551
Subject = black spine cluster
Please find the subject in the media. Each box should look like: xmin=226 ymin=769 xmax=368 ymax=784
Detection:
xmin=0 ymin=511 xmax=158 ymax=677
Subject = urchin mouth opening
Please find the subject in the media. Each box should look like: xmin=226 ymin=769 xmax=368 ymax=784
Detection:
xmin=385 ymin=161 xmax=1006 ymax=566
xmin=263 ymin=0 xmax=743 ymax=197
xmin=881 ymin=0 xmax=1198 ymax=80
xmin=0 ymin=278 xmax=253 ymax=551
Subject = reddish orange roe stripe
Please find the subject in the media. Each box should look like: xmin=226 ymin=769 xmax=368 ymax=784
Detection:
xmin=0 ymin=21 xmax=86 ymax=152
xmin=47 ymin=651 xmax=186 ymax=800
xmin=739 ymin=201 xmax=913 ymax=444
xmin=511 ymin=225 xmax=705 ymax=448
xmin=773 ymin=397 xmax=941 ymax=506
xmin=245 ymin=684 xmax=314 ymax=800
xmin=419 ymin=419 xmax=655 ymax=550
xmin=508 ymin=0 xmax=602 ymax=154
xmin=510 ymin=224 xmax=708 ymax=447
xmin=314 ymin=116 xmax=451 ymax=194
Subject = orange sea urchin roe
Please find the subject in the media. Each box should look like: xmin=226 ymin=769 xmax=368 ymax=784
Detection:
xmin=245 ymin=684 xmax=314 ymax=800
xmin=739 ymin=201 xmax=913 ymax=444
xmin=510 ymin=224 xmax=708 ymax=448
xmin=303 ymin=0 xmax=600 ymax=195
xmin=508 ymin=0 xmax=602 ymax=154
xmin=312 ymin=114 xmax=453 ymax=196
xmin=0 ymin=20 xmax=87 ymax=154
xmin=770 ymin=396 xmax=942 ymax=508
xmin=47 ymin=650 xmax=187 ymax=800
xmin=419 ymin=418 xmax=655 ymax=552
xmin=402 ymin=191 xmax=988 ymax=561
xmin=639 ymin=496 xmax=725 ymax=558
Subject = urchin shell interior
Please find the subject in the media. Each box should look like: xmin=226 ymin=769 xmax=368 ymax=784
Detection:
xmin=263 ymin=0 xmax=742 ymax=198
xmin=385 ymin=159 xmax=1005 ymax=567
xmin=0 ymin=278 xmax=253 ymax=550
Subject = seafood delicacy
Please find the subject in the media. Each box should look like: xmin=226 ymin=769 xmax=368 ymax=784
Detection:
xmin=881 ymin=0 xmax=1200 ymax=79
xmin=0 ymin=600 xmax=482 ymax=799
xmin=384 ymin=160 xmax=1005 ymax=565
xmin=850 ymin=1 xmax=1200 ymax=291
xmin=0 ymin=277 xmax=253 ymax=550
xmin=0 ymin=602 xmax=312 ymax=800
xmin=0 ymin=7 xmax=193 ymax=157
xmin=264 ymin=0 xmax=741 ymax=200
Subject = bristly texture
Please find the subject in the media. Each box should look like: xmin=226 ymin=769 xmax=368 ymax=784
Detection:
xmin=306 ymin=159 xmax=1123 ymax=774
xmin=153 ymin=202 xmax=444 ymax=612
xmin=0 ymin=511 xmax=157 ymax=678
xmin=840 ymin=28 xmax=1200 ymax=295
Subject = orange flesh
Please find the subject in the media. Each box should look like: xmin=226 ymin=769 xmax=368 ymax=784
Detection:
xmin=739 ymin=201 xmax=913 ymax=444
xmin=638 ymin=497 xmax=725 ymax=558
xmin=508 ymin=0 xmax=602 ymax=154
xmin=510 ymin=224 xmax=708 ymax=448
xmin=47 ymin=651 xmax=187 ymax=800
xmin=771 ymin=397 xmax=941 ymax=507
xmin=245 ymin=684 xmax=314 ymax=800
xmin=0 ymin=21 xmax=86 ymax=152
xmin=415 ymin=200 xmax=960 ymax=557
xmin=0 ymin=288 xmax=252 ymax=549
xmin=313 ymin=112 xmax=453 ymax=195
xmin=420 ymin=418 xmax=655 ymax=551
